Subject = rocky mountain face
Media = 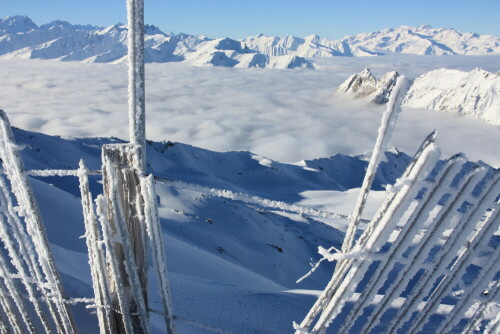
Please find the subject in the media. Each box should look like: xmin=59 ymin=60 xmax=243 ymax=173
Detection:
xmin=336 ymin=68 xmax=401 ymax=104
xmin=0 ymin=16 xmax=312 ymax=69
xmin=337 ymin=68 xmax=500 ymax=125
xmin=1 ymin=16 xmax=498 ymax=69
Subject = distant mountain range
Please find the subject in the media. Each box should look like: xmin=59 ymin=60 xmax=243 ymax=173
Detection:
xmin=1 ymin=15 xmax=499 ymax=69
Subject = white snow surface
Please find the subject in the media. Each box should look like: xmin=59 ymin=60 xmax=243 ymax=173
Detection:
xmin=403 ymin=68 xmax=500 ymax=125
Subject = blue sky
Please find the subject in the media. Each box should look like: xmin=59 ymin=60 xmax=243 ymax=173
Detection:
xmin=2 ymin=0 xmax=500 ymax=39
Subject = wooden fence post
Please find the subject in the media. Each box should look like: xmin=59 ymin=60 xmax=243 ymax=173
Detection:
xmin=102 ymin=144 xmax=149 ymax=334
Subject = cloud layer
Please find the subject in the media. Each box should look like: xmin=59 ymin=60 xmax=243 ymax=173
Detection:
xmin=0 ymin=55 xmax=499 ymax=165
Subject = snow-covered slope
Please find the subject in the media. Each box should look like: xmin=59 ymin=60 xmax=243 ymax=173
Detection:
xmin=9 ymin=126 xmax=410 ymax=332
xmin=0 ymin=16 xmax=312 ymax=69
xmin=337 ymin=68 xmax=500 ymax=125
xmin=403 ymin=68 xmax=500 ymax=125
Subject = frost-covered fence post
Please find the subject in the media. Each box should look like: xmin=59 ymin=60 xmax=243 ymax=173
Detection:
xmin=0 ymin=109 xmax=77 ymax=334
xmin=102 ymin=144 xmax=150 ymax=334
xmin=141 ymin=175 xmax=177 ymax=334
xmin=127 ymin=0 xmax=146 ymax=173
xmin=78 ymin=160 xmax=116 ymax=334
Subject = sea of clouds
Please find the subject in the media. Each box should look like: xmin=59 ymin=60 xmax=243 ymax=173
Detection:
xmin=1 ymin=55 xmax=499 ymax=165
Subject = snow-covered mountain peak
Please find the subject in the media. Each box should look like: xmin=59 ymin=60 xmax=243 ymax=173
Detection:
xmin=337 ymin=68 xmax=377 ymax=96
xmin=417 ymin=24 xmax=432 ymax=30
xmin=40 ymin=20 xmax=100 ymax=31
xmin=214 ymin=37 xmax=245 ymax=52
xmin=0 ymin=15 xmax=498 ymax=68
xmin=336 ymin=68 xmax=401 ymax=104
xmin=97 ymin=23 xmax=127 ymax=35
xmin=144 ymin=24 xmax=172 ymax=36
xmin=304 ymin=34 xmax=320 ymax=43
xmin=0 ymin=15 xmax=38 ymax=33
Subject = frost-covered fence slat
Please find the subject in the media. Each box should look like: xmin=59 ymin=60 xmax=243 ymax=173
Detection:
xmin=342 ymin=76 xmax=408 ymax=254
xmin=294 ymin=136 xmax=440 ymax=333
xmin=0 ymin=213 xmax=49 ymax=334
xmin=440 ymin=238 xmax=499 ymax=334
xmin=0 ymin=176 xmax=66 ymax=333
xmin=462 ymin=279 xmax=500 ymax=334
xmin=337 ymin=154 xmax=467 ymax=334
xmin=387 ymin=172 xmax=500 ymax=334
xmin=127 ymin=0 xmax=146 ymax=172
xmin=101 ymin=144 xmax=150 ymax=334
xmin=357 ymin=164 xmax=489 ymax=334
xmin=78 ymin=161 xmax=115 ymax=334
xmin=140 ymin=175 xmax=176 ymax=334
xmin=0 ymin=110 xmax=76 ymax=334
xmin=309 ymin=143 xmax=440 ymax=333
xmin=0 ymin=249 xmax=31 ymax=334
xmin=405 ymin=190 xmax=500 ymax=333
xmin=294 ymin=135 xmax=438 ymax=332
xmin=0 ymin=172 xmax=71 ymax=334
xmin=296 ymin=153 xmax=499 ymax=333
xmin=294 ymin=131 xmax=437 ymax=332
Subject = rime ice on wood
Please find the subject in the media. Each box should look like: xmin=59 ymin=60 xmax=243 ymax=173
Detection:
xmin=141 ymin=175 xmax=176 ymax=334
xmin=78 ymin=160 xmax=115 ymax=334
xmin=310 ymin=144 xmax=439 ymax=332
xmin=100 ymin=144 xmax=150 ymax=333
xmin=0 ymin=110 xmax=77 ymax=334
xmin=342 ymin=76 xmax=408 ymax=254
xmin=96 ymin=194 xmax=136 ymax=334
xmin=127 ymin=0 xmax=146 ymax=172
xmin=295 ymin=125 xmax=499 ymax=334
xmin=387 ymin=171 xmax=500 ymax=334
xmin=0 ymin=246 xmax=33 ymax=334
xmin=359 ymin=165 xmax=489 ymax=334
xmin=337 ymin=154 xmax=467 ymax=334
xmin=294 ymin=132 xmax=440 ymax=333
xmin=0 ymin=173 xmax=59 ymax=333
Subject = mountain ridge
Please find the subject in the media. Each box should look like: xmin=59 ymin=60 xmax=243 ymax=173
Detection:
xmin=1 ymin=15 xmax=499 ymax=68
